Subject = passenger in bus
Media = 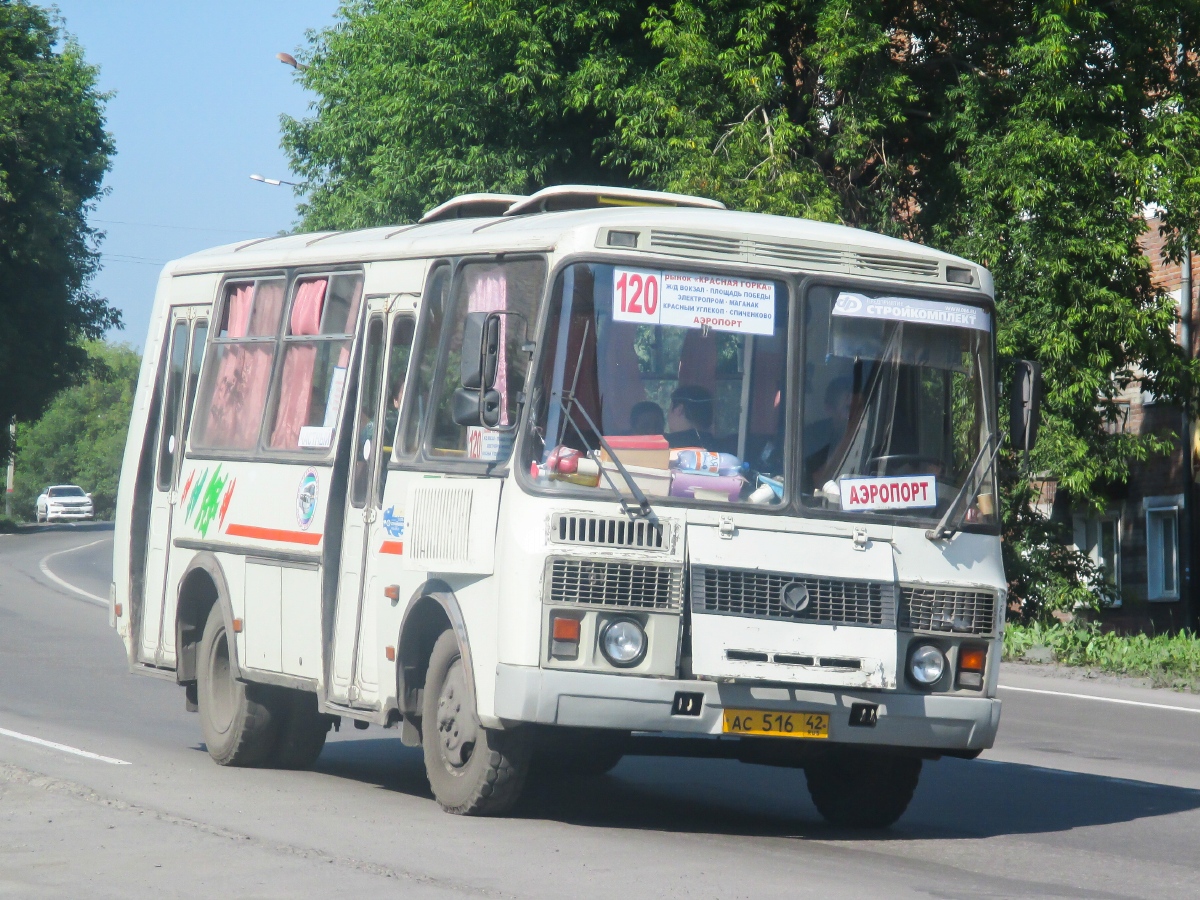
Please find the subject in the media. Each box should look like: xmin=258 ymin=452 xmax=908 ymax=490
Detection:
xmin=629 ymin=400 xmax=665 ymax=436
xmin=665 ymin=385 xmax=716 ymax=449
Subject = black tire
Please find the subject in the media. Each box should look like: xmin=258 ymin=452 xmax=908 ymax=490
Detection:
xmin=197 ymin=603 xmax=281 ymax=767
xmin=422 ymin=630 xmax=530 ymax=815
xmin=272 ymin=689 xmax=330 ymax=770
xmin=805 ymin=749 xmax=922 ymax=828
xmin=530 ymin=727 xmax=628 ymax=779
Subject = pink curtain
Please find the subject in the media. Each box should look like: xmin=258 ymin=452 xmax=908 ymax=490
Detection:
xmin=201 ymin=281 xmax=284 ymax=449
xmin=467 ymin=268 xmax=508 ymax=424
xmin=269 ymin=279 xmax=327 ymax=448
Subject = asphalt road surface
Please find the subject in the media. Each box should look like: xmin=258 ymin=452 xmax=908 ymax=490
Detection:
xmin=3 ymin=525 xmax=1200 ymax=899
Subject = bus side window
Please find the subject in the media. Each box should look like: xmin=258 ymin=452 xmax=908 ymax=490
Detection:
xmin=399 ymin=264 xmax=450 ymax=458
xmin=426 ymin=258 xmax=546 ymax=463
xmin=378 ymin=316 xmax=416 ymax=501
xmin=155 ymin=321 xmax=189 ymax=491
xmin=267 ymin=273 xmax=364 ymax=453
xmin=178 ymin=319 xmax=208 ymax=466
xmin=191 ymin=278 xmax=286 ymax=451
xmin=351 ymin=318 xmax=386 ymax=509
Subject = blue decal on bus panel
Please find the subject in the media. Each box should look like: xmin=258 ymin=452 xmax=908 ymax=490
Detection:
xmin=296 ymin=469 xmax=319 ymax=531
xmin=382 ymin=506 xmax=405 ymax=538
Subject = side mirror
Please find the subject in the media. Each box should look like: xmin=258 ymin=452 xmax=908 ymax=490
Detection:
xmin=460 ymin=312 xmax=501 ymax=391
xmin=451 ymin=387 xmax=503 ymax=428
xmin=1010 ymin=359 xmax=1043 ymax=454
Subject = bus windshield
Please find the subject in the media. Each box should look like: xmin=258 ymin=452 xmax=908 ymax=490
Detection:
xmin=523 ymin=262 xmax=791 ymax=506
xmin=800 ymin=285 xmax=997 ymax=527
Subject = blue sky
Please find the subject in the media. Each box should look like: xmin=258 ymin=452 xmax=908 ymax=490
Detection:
xmin=51 ymin=1 xmax=343 ymax=348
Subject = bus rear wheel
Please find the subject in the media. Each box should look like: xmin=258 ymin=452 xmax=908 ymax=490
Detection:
xmin=421 ymin=630 xmax=529 ymax=815
xmin=804 ymin=749 xmax=922 ymax=828
xmin=197 ymin=604 xmax=281 ymax=767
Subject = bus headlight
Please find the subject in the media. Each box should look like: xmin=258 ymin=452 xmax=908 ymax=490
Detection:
xmin=599 ymin=617 xmax=647 ymax=668
xmin=909 ymin=644 xmax=945 ymax=686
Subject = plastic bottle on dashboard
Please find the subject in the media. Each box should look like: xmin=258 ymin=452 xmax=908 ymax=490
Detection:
xmin=672 ymin=449 xmax=744 ymax=477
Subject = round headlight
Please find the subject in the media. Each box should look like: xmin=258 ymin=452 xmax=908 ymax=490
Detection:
xmin=909 ymin=644 xmax=945 ymax=686
xmin=599 ymin=617 xmax=647 ymax=668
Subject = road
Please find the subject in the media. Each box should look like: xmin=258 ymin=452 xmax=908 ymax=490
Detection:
xmin=2 ymin=526 xmax=1200 ymax=899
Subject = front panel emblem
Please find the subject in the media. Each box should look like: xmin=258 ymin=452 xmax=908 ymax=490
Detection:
xmin=781 ymin=581 xmax=810 ymax=613
xmin=296 ymin=468 xmax=319 ymax=531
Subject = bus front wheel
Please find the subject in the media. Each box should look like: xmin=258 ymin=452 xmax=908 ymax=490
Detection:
xmin=421 ymin=630 xmax=530 ymax=815
xmin=804 ymin=749 xmax=922 ymax=828
xmin=197 ymin=604 xmax=281 ymax=767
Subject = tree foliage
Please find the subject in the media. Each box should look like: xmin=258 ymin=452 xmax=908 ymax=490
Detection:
xmin=0 ymin=1 xmax=117 ymax=462
xmin=13 ymin=341 xmax=139 ymax=520
xmin=285 ymin=1 xmax=1200 ymax=619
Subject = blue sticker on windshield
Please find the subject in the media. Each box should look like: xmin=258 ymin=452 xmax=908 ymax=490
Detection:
xmin=834 ymin=293 xmax=991 ymax=332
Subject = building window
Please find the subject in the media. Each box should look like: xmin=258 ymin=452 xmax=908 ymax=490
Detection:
xmin=1145 ymin=496 xmax=1182 ymax=601
xmin=1073 ymin=513 xmax=1121 ymax=603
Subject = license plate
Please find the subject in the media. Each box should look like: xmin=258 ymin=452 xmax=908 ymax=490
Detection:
xmin=722 ymin=708 xmax=829 ymax=739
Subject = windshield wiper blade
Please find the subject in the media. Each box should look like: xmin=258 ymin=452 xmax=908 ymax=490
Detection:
xmin=925 ymin=439 xmax=1000 ymax=541
xmin=556 ymin=394 xmax=655 ymax=522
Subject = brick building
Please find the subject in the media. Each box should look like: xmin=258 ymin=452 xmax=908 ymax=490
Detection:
xmin=1063 ymin=216 xmax=1197 ymax=632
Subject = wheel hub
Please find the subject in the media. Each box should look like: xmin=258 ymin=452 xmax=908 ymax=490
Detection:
xmin=436 ymin=659 xmax=477 ymax=769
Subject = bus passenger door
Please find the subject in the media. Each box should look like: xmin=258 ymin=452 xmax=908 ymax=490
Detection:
xmin=329 ymin=306 xmax=415 ymax=707
xmin=138 ymin=309 xmax=208 ymax=666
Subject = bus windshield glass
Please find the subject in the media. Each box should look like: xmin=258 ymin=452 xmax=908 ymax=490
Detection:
xmin=800 ymin=285 xmax=997 ymax=527
xmin=523 ymin=262 xmax=791 ymax=506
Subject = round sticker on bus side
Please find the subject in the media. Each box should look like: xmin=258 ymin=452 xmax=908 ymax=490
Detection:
xmin=296 ymin=469 xmax=319 ymax=530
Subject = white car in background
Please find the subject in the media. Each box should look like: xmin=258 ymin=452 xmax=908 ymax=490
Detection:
xmin=36 ymin=485 xmax=94 ymax=523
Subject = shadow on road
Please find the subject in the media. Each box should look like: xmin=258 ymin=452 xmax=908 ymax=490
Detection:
xmin=307 ymin=736 xmax=1200 ymax=839
xmin=5 ymin=521 xmax=114 ymax=536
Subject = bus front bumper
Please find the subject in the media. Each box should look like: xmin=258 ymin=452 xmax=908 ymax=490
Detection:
xmin=493 ymin=664 xmax=1001 ymax=752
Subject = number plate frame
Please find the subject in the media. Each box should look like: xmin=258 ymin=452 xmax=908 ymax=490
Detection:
xmin=722 ymin=708 xmax=830 ymax=739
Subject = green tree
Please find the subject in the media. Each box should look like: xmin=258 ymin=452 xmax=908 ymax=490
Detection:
xmin=13 ymin=341 xmax=140 ymax=520
xmin=0 ymin=1 xmax=118 ymax=463
xmin=284 ymin=1 xmax=1200 ymax=620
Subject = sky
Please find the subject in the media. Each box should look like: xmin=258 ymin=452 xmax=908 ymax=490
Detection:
xmin=50 ymin=0 xmax=343 ymax=349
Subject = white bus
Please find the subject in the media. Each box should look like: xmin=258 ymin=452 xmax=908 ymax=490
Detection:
xmin=113 ymin=185 xmax=1037 ymax=826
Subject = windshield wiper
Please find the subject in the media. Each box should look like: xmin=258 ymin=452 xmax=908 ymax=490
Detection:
xmin=555 ymin=395 xmax=655 ymax=522
xmin=925 ymin=439 xmax=1000 ymax=541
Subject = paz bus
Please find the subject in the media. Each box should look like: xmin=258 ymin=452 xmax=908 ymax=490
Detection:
xmin=112 ymin=185 xmax=1038 ymax=826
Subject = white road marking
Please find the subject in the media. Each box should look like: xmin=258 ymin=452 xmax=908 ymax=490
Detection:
xmin=0 ymin=726 xmax=131 ymax=765
xmin=38 ymin=538 xmax=110 ymax=607
xmin=998 ymin=683 xmax=1200 ymax=714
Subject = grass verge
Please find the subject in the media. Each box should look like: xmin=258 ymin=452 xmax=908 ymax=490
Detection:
xmin=1003 ymin=621 xmax=1200 ymax=689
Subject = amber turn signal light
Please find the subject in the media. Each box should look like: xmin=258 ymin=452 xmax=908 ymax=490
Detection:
xmin=385 ymin=645 xmax=396 ymax=661
xmin=231 ymin=618 xmax=243 ymax=633
xmin=959 ymin=645 xmax=986 ymax=672
xmin=384 ymin=584 xmax=400 ymax=602
xmin=552 ymin=617 xmax=581 ymax=642
xmin=550 ymin=615 xmax=581 ymax=660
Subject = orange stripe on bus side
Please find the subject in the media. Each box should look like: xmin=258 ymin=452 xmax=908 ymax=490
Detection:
xmin=379 ymin=541 xmax=404 ymax=555
xmin=225 ymin=523 xmax=323 ymax=545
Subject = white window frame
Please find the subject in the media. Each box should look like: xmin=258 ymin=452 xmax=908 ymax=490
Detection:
xmin=1072 ymin=511 xmax=1122 ymax=606
xmin=1144 ymin=494 xmax=1183 ymax=602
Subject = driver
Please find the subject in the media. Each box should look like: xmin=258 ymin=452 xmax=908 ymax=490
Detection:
xmin=805 ymin=376 xmax=854 ymax=486
xmin=665 ymin=385 xmax=716 ymax=448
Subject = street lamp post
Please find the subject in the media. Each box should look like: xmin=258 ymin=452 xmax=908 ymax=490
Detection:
xmin=249 ymin=173 xmax=298 ymax=187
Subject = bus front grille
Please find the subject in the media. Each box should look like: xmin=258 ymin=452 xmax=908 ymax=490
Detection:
xmin=549 ymin=513 xmax=669 ymax=551
xmin=691 ymin=566 xmax=896 ymax=627
xmin=546 ymin=558 xmax=683 ymax=610
xmin=898 ymin=586 xmax=997 ymax=635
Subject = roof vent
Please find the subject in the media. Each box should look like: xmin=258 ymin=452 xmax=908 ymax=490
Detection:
xmin=505 ymin=185 xmax=724 ymax=216
xmin=419 ymin=193 xmax=526 ymax=224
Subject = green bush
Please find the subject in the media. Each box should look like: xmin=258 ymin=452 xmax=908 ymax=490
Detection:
xmin=1004 ymin=622 xmax=1200 ymax=687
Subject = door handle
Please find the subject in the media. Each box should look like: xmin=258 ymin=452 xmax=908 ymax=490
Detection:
xmin=364 ymin=507 xmax=378 ymax=524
